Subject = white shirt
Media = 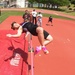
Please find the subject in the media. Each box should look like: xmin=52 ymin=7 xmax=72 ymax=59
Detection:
xmin=37 ymin=14 xmax=43 ymax=19
xmin=32 ymin=11 xmax=37 ymax=17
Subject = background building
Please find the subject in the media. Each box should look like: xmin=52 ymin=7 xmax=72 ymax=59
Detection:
xmin=0 ymin=0 xmax=28 ymax=8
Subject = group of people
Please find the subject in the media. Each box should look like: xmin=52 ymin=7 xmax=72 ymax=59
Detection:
xmin=6 ymin=9 xmax=53 ymax=55
xmin=22 ymin=9 xmax=43 ymax=27
xmin=31 ymin=9 xmax=43 ymax=27
xmin=23 ymin=9 xmax=53 ymax=27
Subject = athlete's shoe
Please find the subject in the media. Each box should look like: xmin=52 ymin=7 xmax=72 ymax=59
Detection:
xmin=42 ymin=46 xmax=49 ymax=54
xmin=34 ymin=46 xmax=41 ymax=55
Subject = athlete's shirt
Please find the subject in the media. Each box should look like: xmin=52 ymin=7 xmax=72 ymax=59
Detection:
xmin=21 ymin=22 xmax=38 ymax=36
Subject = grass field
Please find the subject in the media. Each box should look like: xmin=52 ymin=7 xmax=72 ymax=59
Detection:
xmin=0 ymin=10 xmax=75 ymax=23
xmin=59 ymin=6 xmax=75 ymax=16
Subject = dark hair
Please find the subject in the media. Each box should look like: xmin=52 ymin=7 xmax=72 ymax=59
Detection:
xmin=38 ymin=12 xmax=41 ymax=14
xmin=25 ymin=10 xmax=28 ymax=12
xmin=33 ymin=9 xmax=35 ymax=11
xmin=11 ymin=21 xmax=16 ymax=30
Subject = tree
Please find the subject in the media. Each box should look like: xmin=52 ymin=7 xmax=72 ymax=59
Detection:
xmin=70 ymin=0 xmax=75 ymax=5
xmin=28 ymin=0 xmax=36 ymax=7
xmin=28 ymin=0 xmax=70 ymax=8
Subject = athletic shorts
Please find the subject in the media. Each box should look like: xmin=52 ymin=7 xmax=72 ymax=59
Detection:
xmin=23 ymin=22 xmax=49 ymax=39
xmin=30 ymin=26 xmax=49 ymax=39
xmin=43 ymin=30 xmax=49 ymax=39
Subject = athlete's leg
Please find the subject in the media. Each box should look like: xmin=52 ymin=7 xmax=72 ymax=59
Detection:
xmin=41 ymin=34 xmax=53 ymax=54
xmin=34 ymin=27 xmax=45 ymax=55
xmin=35 ymin=17 xmax=37 ymax=24
xmin=36 ymin=27 xmax=44 ymax=46
xmin=35 ymin=27 xmax=53 ymax=54
xmin=43 ymin=34 xmax=53 ymax=46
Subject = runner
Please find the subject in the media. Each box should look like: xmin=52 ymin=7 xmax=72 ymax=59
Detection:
xmin=47 ymin=16 xmax=53 ymax=26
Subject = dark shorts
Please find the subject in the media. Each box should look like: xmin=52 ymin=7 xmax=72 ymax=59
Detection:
xmin=30 ymin=26 xmax=49 ymax=39
xmin=28 ymin=24 xmax=38 ymax=36
xmin=23 ymin=22 xmax=49 ymax=39
xmin=43 ymin=30 xmax=49 ymax=39
xmin=49 ymin=18 xmax=52 ymax=23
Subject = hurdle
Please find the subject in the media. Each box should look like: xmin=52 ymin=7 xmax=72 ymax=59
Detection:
xmin=28 ymin=33 xmax=34 ymax=75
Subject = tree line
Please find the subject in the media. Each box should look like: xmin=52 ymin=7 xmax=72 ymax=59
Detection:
xmin=28 ymin=0 xmax=75 ymax=8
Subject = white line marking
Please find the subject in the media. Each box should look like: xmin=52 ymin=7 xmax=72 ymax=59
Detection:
xmin=67 ymin=39 xmax=70 ymax=41
xmin=54 ymin=12 xmax=59 ymax=15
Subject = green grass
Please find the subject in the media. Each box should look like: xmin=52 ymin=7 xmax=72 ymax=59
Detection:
xmin=35 ymin=5 xmax=75 ymax=16
xmin=59 ymin=5 xmax=75 ymax=16
xmin=63 ymin=11 xmax=75 ymax=16
xmin=0 ymin=11 xmax=75 ymax=23
xmin=0 ymin=11 xmax=24 ymax=23
xmin=43 ymin=13 xmax=75 ymax=20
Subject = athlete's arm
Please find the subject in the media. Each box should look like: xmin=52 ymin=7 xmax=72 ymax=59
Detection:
xmin=6 ymin=26 xmax=23 ymax=38
xmin=25 ymin=31 xmax=30 ymax=37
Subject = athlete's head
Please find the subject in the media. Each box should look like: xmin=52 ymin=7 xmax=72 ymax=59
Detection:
xmin=38 ymin=12 xmax=41 ymax=14
xmin=11 ymin=22 xmax=20 ymax=30
xmin=25 ymin=10 xmax=29 ymax=14
xmin=33 ymin=9 xmax=35 ymax=11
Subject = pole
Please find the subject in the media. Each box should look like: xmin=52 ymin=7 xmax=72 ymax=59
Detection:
xmin=29 ymin=33 xmax=34 ymax=75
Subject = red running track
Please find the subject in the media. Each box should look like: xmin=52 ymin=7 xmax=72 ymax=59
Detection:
xmin=32 ymin=17 xmax=75 ymax=75
xmin=0 ymin=16 xmax=75 ymax=75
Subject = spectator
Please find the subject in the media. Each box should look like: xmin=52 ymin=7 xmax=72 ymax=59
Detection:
xmin=31 ymin=9 xmax=37 ymax=24
xmin=22 ymin=10 xmax=32 ymax=22
xmin=37 ymin=12 xmax=43 ymax=27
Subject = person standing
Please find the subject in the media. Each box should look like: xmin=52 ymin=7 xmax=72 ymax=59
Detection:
xmin=48 ymin=16 xmax=53 ymax=26
xmin=31 ymin=9 xmax=37 ymax=24
xmin=37 ymin=12 xmax=43 ymax=27
xmin=0 ymin=8 xmax=1 ymax=16
xmin=22 ymin=10 xmax=32 ymax=22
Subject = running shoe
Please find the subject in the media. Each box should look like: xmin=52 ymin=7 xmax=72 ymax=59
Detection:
xmin=34 ymin=46 xmax=41 ymax=55
xmin=42 ymin=46 xmax=49 ymax=54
